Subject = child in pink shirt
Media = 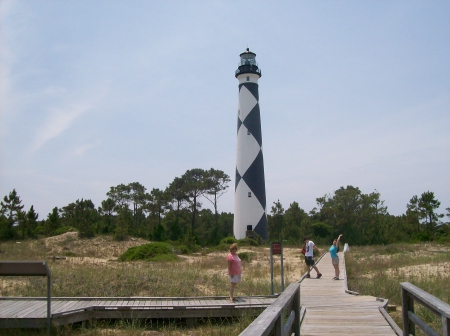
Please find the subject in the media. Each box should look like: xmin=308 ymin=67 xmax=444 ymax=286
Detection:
xmin=227 ymin=243 xmax=242 ymax=302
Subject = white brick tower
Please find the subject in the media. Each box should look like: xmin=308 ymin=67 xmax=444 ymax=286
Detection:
xmin=233 ymin=48 xmax=268 ymax=240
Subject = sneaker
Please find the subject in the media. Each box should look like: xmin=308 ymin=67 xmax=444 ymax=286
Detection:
xmin=316 ymin=273 xmax=322 ymax=279
xmin=305 ymin=274 xmax=310 ymax=278
xmin=333 ymin=277 xmax=339 ymax=280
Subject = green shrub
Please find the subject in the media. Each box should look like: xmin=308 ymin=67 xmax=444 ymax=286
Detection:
xmin=54 ymin=227 xmax=77 ymax=236
xmin=118 ymin=242 xmax=178 ymax=262
xmin=217 ymin=243 xmax=232 ymax=251
xmin=238 ymin=238 xmax=259 ymax=246
xmin=416 ymin=232 xmax=431 ymax=242
xmin=35 ymin=225 xmax=44 ymax=235
xmin=176 ymin=245 xmax=191 ymax=254
xmin=164 ymin=240 xmax=182 ymax=246
xmin=220 ymin=237 xmax=237 ymax=245
xmin=238 ymin=252 xmax=251 ymax=262
xmin=165 ymin=239 xmax=201 ymax=253
xmin=436 ymin=236 xmax=450 ymax=244
xmin=190 ymin=244 xmax=202 ymax=253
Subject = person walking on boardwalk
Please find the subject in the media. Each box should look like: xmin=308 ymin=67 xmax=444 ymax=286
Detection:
xmin=303 ymin=237 xmax=322 ymax=278
xmin=329 ymin=234 xmax=343 ymax=280
xmin=227 ymin=243 xmax=242 ymax=302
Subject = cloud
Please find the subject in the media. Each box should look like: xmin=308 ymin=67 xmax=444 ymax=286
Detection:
xmin=29 ymin=81 xmax=109 ymax=155
xmin=72 ymin=143 xmax=95 ymax=157
xmin=30 ymin=101 xmax=93 ymax=154
xmin=44 ymin=86 xmax=67 ymax=96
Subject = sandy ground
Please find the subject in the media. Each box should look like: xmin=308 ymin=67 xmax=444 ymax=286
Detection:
xmin=44 ymin=232 xmax=149 ymax=260
xmin=386 ymin=262 xmax=450 ymax=278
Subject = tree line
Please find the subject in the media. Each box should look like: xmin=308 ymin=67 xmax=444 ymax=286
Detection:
xmin=0 ymin=168 xmax=232 ymax=247
xmin=1 ymin=168 xmax=449 ymax=246
xmin=268 ymin=186 xmax=449 ymax=245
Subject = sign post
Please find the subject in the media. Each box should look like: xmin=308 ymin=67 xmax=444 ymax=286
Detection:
xmin=270 ymin=242 xmax=284 ymax=295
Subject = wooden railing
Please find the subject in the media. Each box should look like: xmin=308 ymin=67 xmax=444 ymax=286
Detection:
xmin=401 ymin=282 xmax=450 ymax=336
xmin=0 ymin=261 xmax=52 ymax=335
xmin=239 ymin=282 xmax=300 ymax=336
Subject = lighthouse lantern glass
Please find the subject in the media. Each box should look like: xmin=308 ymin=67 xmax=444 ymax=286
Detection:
xmin=240 ymin=53 xmax=257 ymax=66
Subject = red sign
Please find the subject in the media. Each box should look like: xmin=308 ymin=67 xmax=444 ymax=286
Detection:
xmin=272 ymin=242 xmax=282 ymax=254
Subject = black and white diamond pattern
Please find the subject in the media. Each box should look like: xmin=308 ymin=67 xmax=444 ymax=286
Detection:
xmin=234 ymin=82 xmax=268 ymax=240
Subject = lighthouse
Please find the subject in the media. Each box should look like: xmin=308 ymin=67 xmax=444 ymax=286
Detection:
xmin=233 ymin=48 xmax=268 ymax=240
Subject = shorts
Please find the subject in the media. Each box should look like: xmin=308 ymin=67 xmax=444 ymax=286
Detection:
xmin=228 ymin=274 xmax=242 ymax=283
xmin=332 ymin=257 xmax=339 ymax=265
xmin=305 ymin=256 xmax=315 ymax=266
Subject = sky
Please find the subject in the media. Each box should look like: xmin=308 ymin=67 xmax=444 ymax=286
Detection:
xmin=1 ymin=0 xmax=449 ymax=221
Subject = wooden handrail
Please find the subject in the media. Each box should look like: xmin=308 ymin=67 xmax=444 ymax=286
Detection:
xmin=239 ymin=282 xmax=300 ymax=336
xmin=401 ymin=282 xmax=450 ymax=336
xmin=0 ymin=261 xmax=52 ymax=335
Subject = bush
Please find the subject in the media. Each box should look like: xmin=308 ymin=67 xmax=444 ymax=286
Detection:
xmin=164 ymin=240 xmax=182 ymax=246
xmin=190 ymin=244 xmax=202 ymax=253
xmin=217 ymin=243 xmax=232 ymax=251
xmin=238 ymin=252 xmax=252 ymax=262
xmin=54 ymin=227 xmax=77 ymax=236
xmin=35 ymin=225 xmax=44 ymax=235
xmin=238 ymin=238 xmax=259 ymax=246
xmin=176 ymin=245 xmax=190 ymax=255
xmin=436 ymin=236 xmax=450 ymax=244
xmin=118 ymin=242 xmax=178 ymax=262
xmin=415 ymin=232 xmax=431 ymax=242
xmin=220 ymin=237 xmax=237 ymax=245
xmin=165 ymin=240 xmax=201 ymax=253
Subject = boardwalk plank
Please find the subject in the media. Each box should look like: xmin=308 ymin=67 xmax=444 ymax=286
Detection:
xmin=49 ymin=300 xmax=71 ymax=314
xmin=300 ymin=252 xmax=397 ymax=336
xmin=1 ymin=300 xmax=34 ymax=317
xmin=20 ymin=301 xmax=49 ymax=318
xmin=53 ymin=301 xmax=79 ymax=315
xmin=0 ymin=300 xmax=21 ymax=315
xmin=0 ymin=300 xmax=20 ymax=311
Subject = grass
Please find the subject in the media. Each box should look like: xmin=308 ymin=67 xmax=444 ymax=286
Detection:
xmin=0 ymin=236 xmax=288 ymax=334
xmin=5 ymin=235 xmax=447 ymax=335
xmin=0 ymin=315 xmax=259 ymax=335
xmin=345 ymin=243 xmax=450 ymax=335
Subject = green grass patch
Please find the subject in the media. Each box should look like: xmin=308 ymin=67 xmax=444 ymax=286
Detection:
xmin=118 ymin=242 xmax=178 ymax=262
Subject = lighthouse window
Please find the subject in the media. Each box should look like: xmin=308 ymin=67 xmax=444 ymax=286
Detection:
xmin=248 ymin=192 xmax=252 ymax=197
xmin=247 ymin=76 xmax=250 ymax=81
xmin=238 ymin=110 xmax=240 ymax=115
xmin=247 ymin=130 xmax=251 ymax=135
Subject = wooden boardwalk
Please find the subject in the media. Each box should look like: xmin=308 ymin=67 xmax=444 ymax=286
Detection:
xmin=0 ymin=295 xmax=276 ymax=328
xmin=300 ymin=252 xmax=398 ymax=335
xmin=1 ymin=252 xmax=401 ymax=334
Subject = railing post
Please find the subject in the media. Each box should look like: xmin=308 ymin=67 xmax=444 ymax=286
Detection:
xmin=47 ymin=273 xmax=52 ymax=336
xmin=274 ymin=314 xmax=282 ymax=336
xmin=270 ymin=248 xmax=274 ymax=295
xmin=293 ymin=285 xmax=300 ymax=336
xmin=402 ymin=286 xmax=415 ymax=336
xmin=443 ymin=314 xmax=449 ymax=336
xmin=280 ymin=245 xmax=284 ymax=292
